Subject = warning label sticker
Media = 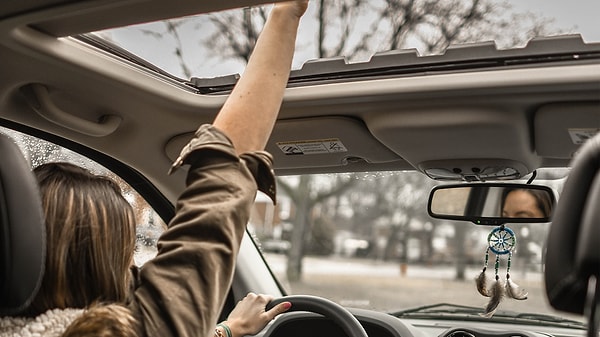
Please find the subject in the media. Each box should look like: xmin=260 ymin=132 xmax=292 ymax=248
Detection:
xmin=568 ymin=128 xmax=600 ymax=145
xmin=277 ymin=138 xmax=348 ymax=155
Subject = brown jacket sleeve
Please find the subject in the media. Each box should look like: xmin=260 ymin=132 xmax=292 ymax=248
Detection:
xmin=130 ymin=125 xmax=275 ymax=337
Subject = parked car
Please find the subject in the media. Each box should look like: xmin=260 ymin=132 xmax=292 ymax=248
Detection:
xmin=260 ymin=239 xmax=292 ymax=255
xmin=1 ymin=1 xmax=598 ymax=337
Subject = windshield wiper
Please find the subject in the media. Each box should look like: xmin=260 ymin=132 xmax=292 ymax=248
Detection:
xmin=392 ymin=303 xmax=586 ymax=329
xmin=393 ymin=303 xmax=482 ymax=316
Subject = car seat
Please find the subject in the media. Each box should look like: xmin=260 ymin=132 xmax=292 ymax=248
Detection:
xmin=545 ymin=132 xmax=600 ymax=337
xmin=0 ymin=132 xmax=46 ymax=316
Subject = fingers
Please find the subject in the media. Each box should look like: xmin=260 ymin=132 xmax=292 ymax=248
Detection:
xmin=265 ymin=301 xmax=292 ymax=321
xmin=237 ymin=292 xmax=291 ymax=321
xmin=246 ymin=292 xmax=291 ymax=321
xmin=243 ymin=292 xmax=273 ymax=304
xmin=226 ymin=293 xmax=289 ymax=336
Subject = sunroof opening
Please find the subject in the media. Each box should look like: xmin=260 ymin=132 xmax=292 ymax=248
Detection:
xmin=87 ymin=0 xmax=600 ymax=80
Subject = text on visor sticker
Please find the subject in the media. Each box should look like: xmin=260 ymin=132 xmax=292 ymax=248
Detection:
xmin=568 ymin=128 xmax=600 ymax=145
xmin=277 ymin=138 xmax=348 ymax=155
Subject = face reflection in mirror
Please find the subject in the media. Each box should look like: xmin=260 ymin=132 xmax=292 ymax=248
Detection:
xmin=501 ymin=189 xmax=550 ymax=218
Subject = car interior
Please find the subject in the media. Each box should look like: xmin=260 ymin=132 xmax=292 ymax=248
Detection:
xmin=544 ymin=134 xmax=600 ymax=337
xmin=0 ymin=133 xmax=46 ymax=317
xmin=1 ymin=0 xmax=599 ymax=336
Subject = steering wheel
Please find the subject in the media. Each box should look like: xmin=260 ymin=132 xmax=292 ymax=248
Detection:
xmin=266 ymin=295 xmax=369 ymax=337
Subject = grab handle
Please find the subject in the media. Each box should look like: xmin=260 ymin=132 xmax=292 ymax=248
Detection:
xmin=28 ymin=84 xmax=121 ymax=137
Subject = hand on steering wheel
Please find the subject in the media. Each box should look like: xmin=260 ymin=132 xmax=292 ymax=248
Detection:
xmin=266 ymin=295 xmax=369 ymax=337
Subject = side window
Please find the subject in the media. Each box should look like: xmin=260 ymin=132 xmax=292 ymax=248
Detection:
xmin=0 ymin=127 xmax=165 ymax=266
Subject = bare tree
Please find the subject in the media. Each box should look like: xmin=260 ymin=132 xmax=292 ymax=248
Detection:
xmin=131 ymin=0 xmax=559 ymax=75
xmin=138 ymin=0 xmax=558 ymax=282
xmin=204 ymin=6 xmax=269 ymax=63
xmin=341 ymin=172 xmax=436 ymax=261
xmin=203 ymin=0 xmax=555 ymax=282
xmin=138 ymin=19 xmax=195 ymax=79
xmin=278 ymin=175 xmax=355 ymax=282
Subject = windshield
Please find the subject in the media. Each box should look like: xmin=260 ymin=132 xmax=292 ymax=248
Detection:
xmin=250 ymin=169 xmax=581 ymax=323
xmin=75 ymin=0 xmax=593 ymax=325
xmin=88 ymin=0 xmax=600 ymax=80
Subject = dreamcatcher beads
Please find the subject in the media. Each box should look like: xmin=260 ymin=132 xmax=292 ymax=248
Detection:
xmin=475 ymin=248 xmax=490 ymax=297
xmin=475 ymin=225 xmax=527 ymax=318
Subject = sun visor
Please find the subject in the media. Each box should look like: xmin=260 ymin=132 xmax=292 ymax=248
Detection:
xmin=165 ymin=117 xmax=401 ymax=171
xmin=366 ymin=108 xmax=540 ymax=180
xmin=534 ymin=102 xmax=600 ymax=159
xmin=265 ymin=117 xmax=400 ymax=170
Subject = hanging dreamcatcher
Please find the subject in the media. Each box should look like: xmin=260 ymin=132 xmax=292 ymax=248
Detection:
xmin=475 ymin=224 xmax=528 ymax=317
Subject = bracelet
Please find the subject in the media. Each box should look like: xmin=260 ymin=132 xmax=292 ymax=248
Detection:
xmin=216 ymin=322 xmax=232 ymax=337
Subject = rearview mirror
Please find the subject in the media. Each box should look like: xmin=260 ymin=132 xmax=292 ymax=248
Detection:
xmin=427 ymin=183 xmax=555 ymax=225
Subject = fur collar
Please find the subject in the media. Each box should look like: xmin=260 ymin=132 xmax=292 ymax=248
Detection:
xmin=0 ymin=308 xmax=83 ymax=337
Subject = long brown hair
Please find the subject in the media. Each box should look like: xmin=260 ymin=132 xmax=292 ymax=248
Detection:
xmin=26 ymin=162 xmax=136 ymax=316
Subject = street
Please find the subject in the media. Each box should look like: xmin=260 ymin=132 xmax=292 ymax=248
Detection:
xmin=263 ymin=253 xmax=577 ymax=320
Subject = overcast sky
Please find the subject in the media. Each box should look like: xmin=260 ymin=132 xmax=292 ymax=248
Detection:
xmin=508 ymin=0 xmax=599 ymax=43
xmin=107 ymin=0 xmax=600 ymax=79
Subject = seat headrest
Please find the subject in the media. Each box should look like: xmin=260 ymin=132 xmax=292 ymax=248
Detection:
xmin=544 ymin=132 xmax=600 ymax=315
xmin=0 ymin=133 xmax=46 ymax=316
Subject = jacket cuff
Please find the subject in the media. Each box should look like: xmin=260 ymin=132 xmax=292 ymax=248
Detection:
xmin=169 ymin=124 xmax=277 ymax=203
xmin=241 ymin=151 xmax=276 ymax=204
xmin=168 ymin=124 xmax=238 ymax=175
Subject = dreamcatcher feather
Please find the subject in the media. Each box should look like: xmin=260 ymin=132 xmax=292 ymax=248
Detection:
xmin=475 ymin=225 xmax=528 ymax=317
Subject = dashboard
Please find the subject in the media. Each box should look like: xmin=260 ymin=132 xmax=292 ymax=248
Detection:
xmin=257 ymin=309 xmax=586 ymax=337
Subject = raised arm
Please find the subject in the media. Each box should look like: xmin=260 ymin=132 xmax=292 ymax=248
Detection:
xmin=212 ymin=1 xmax=308 ymax=154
